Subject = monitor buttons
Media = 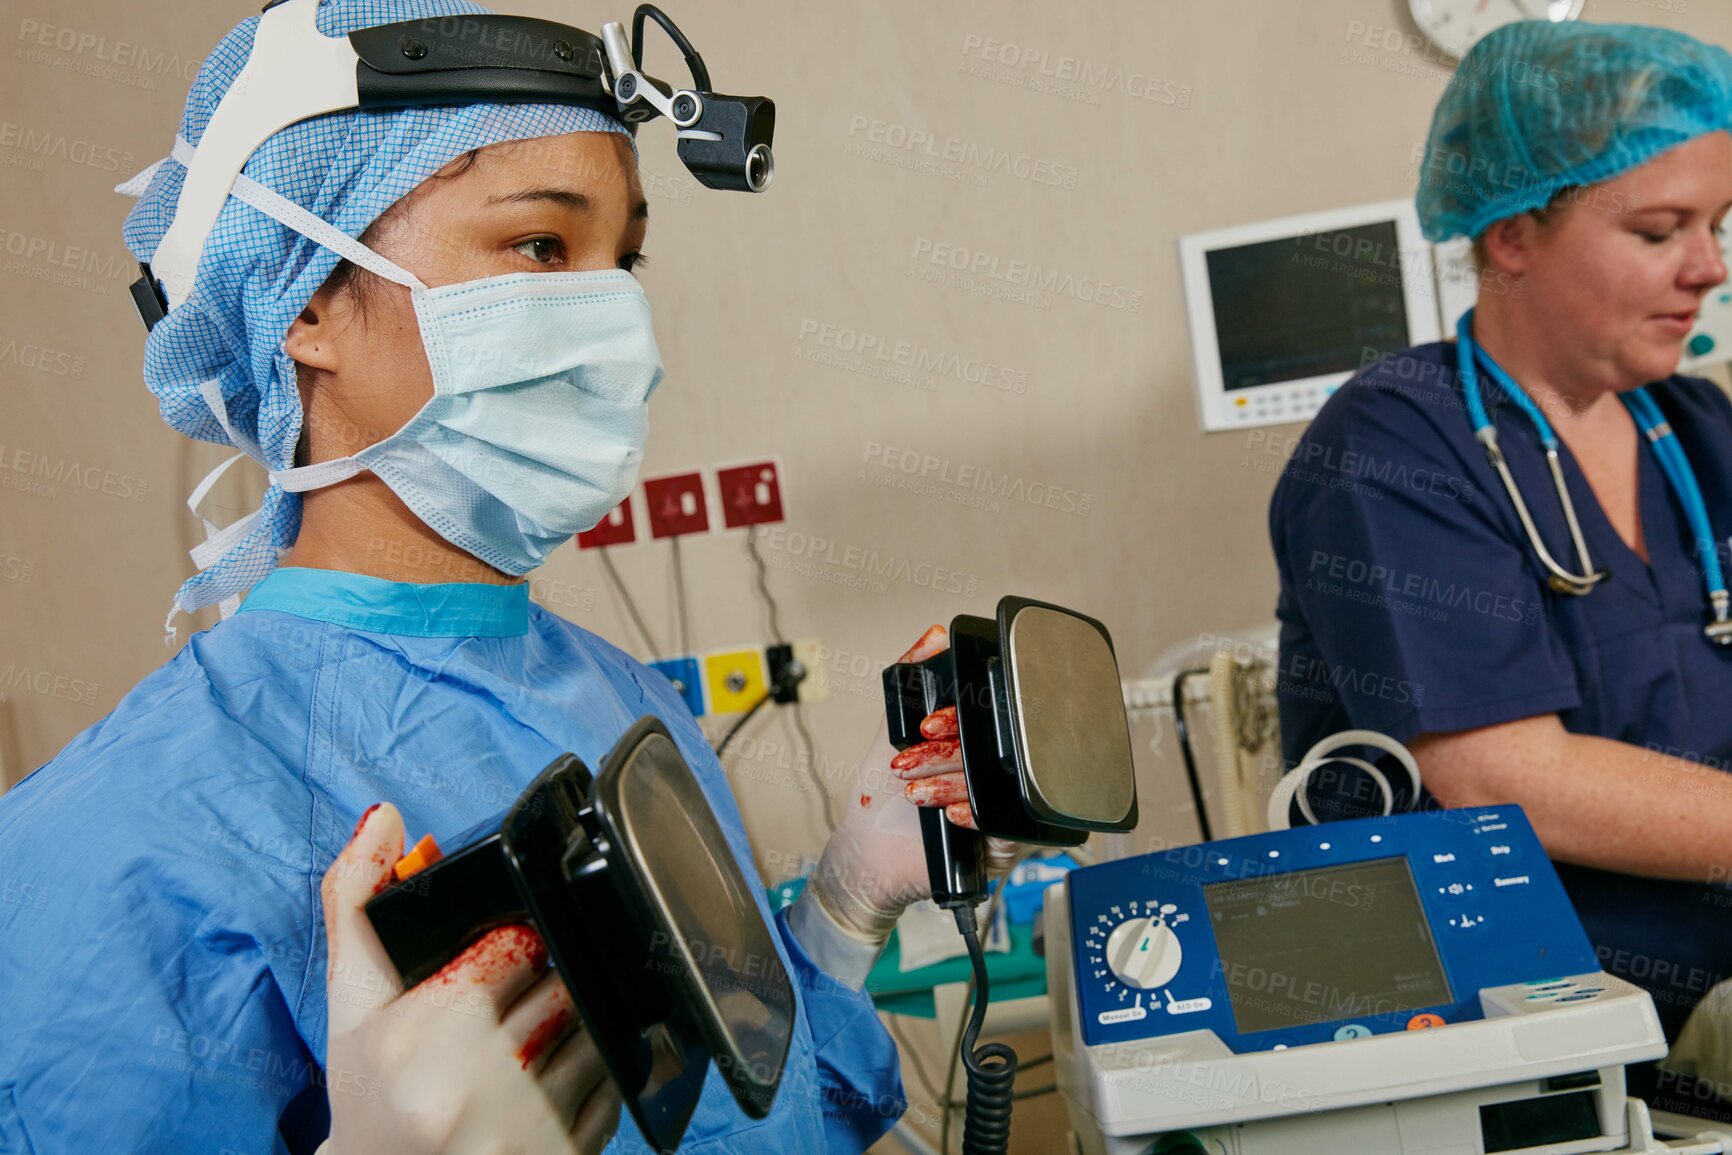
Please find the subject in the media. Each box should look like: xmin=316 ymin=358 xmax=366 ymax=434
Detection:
xmin=1406 ymin=1013 xmax=1446 ymax=1030
xmin=1333 ymin=1023 xmax=1373 ymax=1041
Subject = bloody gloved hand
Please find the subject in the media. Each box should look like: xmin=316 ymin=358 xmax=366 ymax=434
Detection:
xmin=885 ymin=624 xmax=1021 ymax=854
xmin=798 ymin=627 xmax=1020 ymax=965
xmin=317 ymin=804 xmax=620 ymax=1154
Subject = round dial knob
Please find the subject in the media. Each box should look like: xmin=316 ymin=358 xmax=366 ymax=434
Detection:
xmin=1104 ymin=916 xmax=1183 ymax=990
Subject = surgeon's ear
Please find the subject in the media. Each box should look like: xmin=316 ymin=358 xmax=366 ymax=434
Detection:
xmin=1480 ymin=214 xmax=1538 ymax=278
xmin=283 ymin=282 xmax=349 ymax=373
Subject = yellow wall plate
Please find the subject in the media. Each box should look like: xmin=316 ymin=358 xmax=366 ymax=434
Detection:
xmin=704 ymin=648 xmax=768 ymax=714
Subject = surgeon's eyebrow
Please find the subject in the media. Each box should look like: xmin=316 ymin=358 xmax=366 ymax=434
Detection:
xmin=487 ymin=187 xmax=594 ymax=212
xmin=484 ymin=188 xmax=651 ymax=221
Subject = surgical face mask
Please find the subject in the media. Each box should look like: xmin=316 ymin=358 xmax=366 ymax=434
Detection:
xmin=266 ymin=220 xmax=664 ymax=577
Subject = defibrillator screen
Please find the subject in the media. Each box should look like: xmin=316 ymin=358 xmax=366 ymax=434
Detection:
xmin=1202 ymin=856 xmax=1453 ymax=1035
xmin=1205 ymin=220 xmax=1412 ymax=390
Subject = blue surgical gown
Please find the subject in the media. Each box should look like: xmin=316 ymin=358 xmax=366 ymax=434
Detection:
xmin=1269 ymin=340 xmax=1732 ymax=1048
xmin=0 ymin=566 xmax=903 ymax=1153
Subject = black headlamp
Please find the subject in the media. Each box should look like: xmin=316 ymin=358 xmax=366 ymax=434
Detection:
xmin=130 ymin=1 xmax=773 ymax=330
xmin=343 ymin=2 xmax=774 ymax=193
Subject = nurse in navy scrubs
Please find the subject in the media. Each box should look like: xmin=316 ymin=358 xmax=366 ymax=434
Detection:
xmin=1269 ymin=20 xmax=1732 ymax=1114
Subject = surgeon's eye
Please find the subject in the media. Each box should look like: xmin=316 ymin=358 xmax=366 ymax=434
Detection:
xmin=619 ymin=252 xmax=649 ymax=274
xmin=1633 ymin=219 xmax=1685 ymax=244
xmin=511 ymin=236 xmax=564 ymax=265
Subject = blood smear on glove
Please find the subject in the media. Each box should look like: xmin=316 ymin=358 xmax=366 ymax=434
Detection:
xmin=352 ymin=802 xmax=382 ymax=841
xmin=891 ymin=739 xmax=960 ymax=775
xmin=426 ymin=924 xmax=549 ymax=987
xmin=517 ymin=1005 xmax=573 ymax=1067
xmin=897 ymin=624 xmax=946 ymax=664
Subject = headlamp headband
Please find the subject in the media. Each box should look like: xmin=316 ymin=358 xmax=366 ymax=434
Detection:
xmin=130 ymin=0 xmax=774 ymax=330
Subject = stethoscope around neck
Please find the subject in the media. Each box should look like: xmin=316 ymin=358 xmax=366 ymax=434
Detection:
xmin=1456 ymin=308 xmax=1732 ymax=645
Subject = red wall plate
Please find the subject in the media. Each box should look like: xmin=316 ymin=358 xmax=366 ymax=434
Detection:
xmin=643 ymin=472 xmax=711 ymax=538
xmin=717 ymin=460 xmax=786 ymax=529
xmin=577 ymin=497 xmax=637 ymax=549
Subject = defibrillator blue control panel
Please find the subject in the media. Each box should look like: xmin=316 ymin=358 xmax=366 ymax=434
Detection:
xmin=1067 ymin=807 xmax=1598 ymax=1050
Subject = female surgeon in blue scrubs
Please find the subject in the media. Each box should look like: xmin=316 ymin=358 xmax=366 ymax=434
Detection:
xmin=0 ymin=1 xmax=990 ymax=1151
xmin=1270 ymin=20 xmax=1732 ymax=1116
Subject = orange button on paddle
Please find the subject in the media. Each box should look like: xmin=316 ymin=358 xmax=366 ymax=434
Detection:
xmin=392 ymin=833 xmax=444 ymax=881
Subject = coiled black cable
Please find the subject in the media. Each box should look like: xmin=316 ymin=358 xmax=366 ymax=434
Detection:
xmin=953 ymin=905 xmax=1016 ymax=1155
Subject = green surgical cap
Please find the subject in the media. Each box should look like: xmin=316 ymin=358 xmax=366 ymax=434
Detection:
xmin=1416 ymin=20 xmax=1732 ymax=242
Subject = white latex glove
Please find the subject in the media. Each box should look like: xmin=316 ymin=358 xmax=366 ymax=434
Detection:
xmin=318 ymin=803 xmax=620 ymax=1154
xmin=803 ymin=626 xmax=1020 ymax=958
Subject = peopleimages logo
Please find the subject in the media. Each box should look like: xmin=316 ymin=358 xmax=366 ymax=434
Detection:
xmin=959 ymin=35 xmax=1193 ymax=108
xmin=845 ymin=115 xmax=1080 ymax=188
xmin=0 ymin=229 xmax=132 ymax=278
xmin=1305 ymin=550 xmax=1539 ymax=626
xmin=861 ymin=441 xmax=1091 ymax=515
xmin=755 ymin=526 xmax=979 ymax=597
xmin=798 ymin=319 xmax=1028 ymax=394
xmin=1247 ymin=428 xmax=1476 ymax=505
xmin=15 ymin=20 xmax=199 ymax=75
xmin=0 ymin=664 xmax=97 ymax=706
xmin=0 ymin=338 xmax=84 ymax=379
xmin=909 ymin=238 xmax=1143 ymax=312
xmin=0 ymin=121 xmax=134 ymax=173
xmin=1280 ymin=651 xmax=1422 ymax=707
xmin=0 ymin=444 xmax=150 ymax=501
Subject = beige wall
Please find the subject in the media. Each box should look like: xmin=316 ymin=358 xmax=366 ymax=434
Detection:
xmin=4 ymin=0 xmax=1729 ymax=1151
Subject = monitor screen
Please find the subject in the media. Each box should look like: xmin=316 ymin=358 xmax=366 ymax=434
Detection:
xmin=1204 ymin=220 xmax=1412 ymax=391
xmin=1202 ymin=856 xmax=1452 ymax=1035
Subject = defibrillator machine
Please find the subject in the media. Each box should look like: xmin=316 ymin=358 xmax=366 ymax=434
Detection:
xmin=1047 ymin=808 xmax=1688 ymax=1154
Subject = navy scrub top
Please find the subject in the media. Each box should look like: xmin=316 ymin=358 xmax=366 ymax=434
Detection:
xmin=1269 ymin=340 xmax=1732 ymax=1040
